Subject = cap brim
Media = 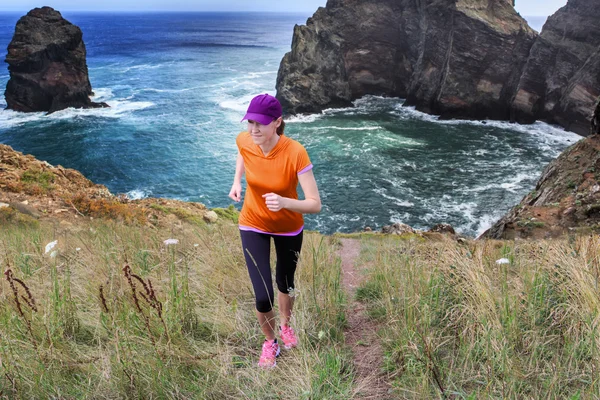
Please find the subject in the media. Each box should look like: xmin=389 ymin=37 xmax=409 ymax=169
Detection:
xmin=241 ymin=112 xmax=275 ymax=125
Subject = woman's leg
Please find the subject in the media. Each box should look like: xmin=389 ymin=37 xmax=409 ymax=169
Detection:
xmin=240 ymin=230 xmax=277 ymax=340
xmin=273 ymin=231 xmax=303 ymax=328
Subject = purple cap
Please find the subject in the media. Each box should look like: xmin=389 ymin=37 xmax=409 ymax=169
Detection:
xmin=241 ymin=94 xmax=282 ymax=125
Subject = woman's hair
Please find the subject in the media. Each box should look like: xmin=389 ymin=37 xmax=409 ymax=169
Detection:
xmin=276 ymin=120 xmax=285 ymax=136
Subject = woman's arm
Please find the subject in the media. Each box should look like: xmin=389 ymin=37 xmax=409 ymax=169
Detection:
xmin=262 ymin=169 xmax=321 ymax=214
xmin=228 ymin=152 xmax=245 ymax=202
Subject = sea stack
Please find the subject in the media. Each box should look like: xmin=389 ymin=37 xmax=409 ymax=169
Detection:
xmin=4 ymin=6 xmax=108 ymax=113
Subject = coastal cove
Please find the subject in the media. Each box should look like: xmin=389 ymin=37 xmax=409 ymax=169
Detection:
xmin=0 ymin=12 xmax=580 ymax=236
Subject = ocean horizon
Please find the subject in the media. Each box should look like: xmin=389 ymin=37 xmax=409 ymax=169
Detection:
xmin=0 ymin=12 xmax=578 ymax=236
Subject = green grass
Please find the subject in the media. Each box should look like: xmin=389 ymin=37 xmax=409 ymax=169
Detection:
xmin=21 ymin=169 xmax=55 ymax=193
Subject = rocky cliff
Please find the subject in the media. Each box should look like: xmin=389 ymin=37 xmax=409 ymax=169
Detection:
xmin=4 ymin=7 xmax=108 ymax=113
xmin=277 ymin=0 xmax=600 ymax=135
xmin=277 ymin=0 xmax=536 ymax=118
xmin=484 ymin=100 xmax=600 ymax=239
xmin=511 ymin=0 xmax=600 ymax=135
xmin=0 ymin=144 xmax=219 ymax=227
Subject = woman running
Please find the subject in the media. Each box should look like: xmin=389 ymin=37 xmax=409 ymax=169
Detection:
xmin=229 ymin=93 xmax=321 ymax=368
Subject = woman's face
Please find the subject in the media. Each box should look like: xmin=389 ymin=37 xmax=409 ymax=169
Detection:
xmin=247 ymin=117 xmax=281 ymax=146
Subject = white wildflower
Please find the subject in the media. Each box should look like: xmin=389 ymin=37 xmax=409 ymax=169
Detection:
xmin=194 ymin=244 xmax=199 ymax=247
xmin=45 ymin=240 xmax=58 ymax=254
xmin=318 ymin=330 xmax=325 ymax=340
xmin=163 ymin=238 xmax=179 ymax=246
xmin=50 ymin=250 xmax=58 ymax=259
xmin=495 ymin=258 xmax=510 ymax=265
xmin=76 ymin=248 xmax=81 ymax=252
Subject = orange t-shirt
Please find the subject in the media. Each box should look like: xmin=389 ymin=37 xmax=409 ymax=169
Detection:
xmin=236 ymin=131 xmax=313 ymax=235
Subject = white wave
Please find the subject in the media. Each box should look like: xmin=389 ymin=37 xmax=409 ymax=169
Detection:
xmin=247 ymin=70 xmax=278 ymax=78
xmin=126 ymin=189 xmax=151 ymax=200
xmin=91 ymin=88 xmax=114 ymax=102
xmin=395 ymin=103 xmax=581 ymax=143
xmin=139 ymin=86 xmax=203 ymax=94
xmin=373 ymin=187 xmax=414 ymax=207
xmin=314 ymin=125 xmax=381 ymax=131
xmin=286 ymin=113 xmax=323 ymax=123
xmin=462 ymin=172 xmax=535 ymax=194
xmin=473 ymin=213 xmax=503 ymax=238
xmin=0 ymin=99 xmax=155 ymax=128
xmin=47 ymin=100 xmax=155 ymax=119
xmin=219 ymin=92 xmax=270 ymax=113
xmin=120 ymin=63 xmax=164 ymax=73
xmin=0 ymin=109 xmax=46 ymax=129
xmin=389 ymin=211 xmax=412 ymax=225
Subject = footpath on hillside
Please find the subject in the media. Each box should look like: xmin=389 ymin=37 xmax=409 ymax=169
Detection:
xmin=339 ymin=238 xmax=393 ymax=399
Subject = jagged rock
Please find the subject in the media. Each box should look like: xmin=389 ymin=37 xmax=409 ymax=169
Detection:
xmin=382 ymin=222 xmax=415 ymax=235
xmin=277 ymin=0 xmax=600 ymax=136
xmin=511 ymin=0 xmax=600 ymax=136
xmin=428 ymin=223 xmax=456 ymax=235
xmin=277 ymin=0 xmax=536 ymax=121
xmin=592 ymin=98 xmax=600 ymax=135
xmin=483 ymin=134 xmax=600 ymax=239
xmin=9 ymin=201 xmax=40 ymax=218
xmin=4 ymin=7 xmax=108 ymax=113
xmin=203 ymin=210 xmax=218 ymax=224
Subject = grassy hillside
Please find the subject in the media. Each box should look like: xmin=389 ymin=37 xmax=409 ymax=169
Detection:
xmin=0 ymin=215 xmax=599 ymax=398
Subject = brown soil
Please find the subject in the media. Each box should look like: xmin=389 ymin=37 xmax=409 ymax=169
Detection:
xmin=339 ymin=238 xmax=393 ymax=399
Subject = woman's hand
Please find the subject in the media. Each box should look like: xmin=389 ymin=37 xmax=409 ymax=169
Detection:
xmin=229 ymin=182 xmax=242 ymax=202
xmin=262 ymin=192 xmax=288 ymax=212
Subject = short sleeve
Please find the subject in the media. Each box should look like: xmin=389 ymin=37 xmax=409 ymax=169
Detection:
xmin=235 ymin=132 xmax=245 ymax=151
xmin=296 ymin=144 xmax=313 ymax=175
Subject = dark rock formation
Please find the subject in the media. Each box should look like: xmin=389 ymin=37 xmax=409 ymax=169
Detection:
xmin=277 ymin=0 xmax=600 ymax=136
xmin=4 ymin=7 xmax=108 ymax=113
xmin=381 ymin=222 xmax=415 ymax=235
xmin=483 ymin=132 xmax=600 ymax=239
xmin=277 ymin=0 xmax=536 ymax=119
xmin=511 ymin=0 xmax=600 ymax=136
xmin=428 ymin=223 xmax=456 ymax=235
xmin=593 ymin=99 xmax=600 ymax=135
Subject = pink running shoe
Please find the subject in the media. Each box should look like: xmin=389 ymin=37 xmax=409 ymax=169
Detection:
xmin=280 ymin=325 xmax=298 ymax=350
xmin=258 ymin=339 xmax=280 ymax=368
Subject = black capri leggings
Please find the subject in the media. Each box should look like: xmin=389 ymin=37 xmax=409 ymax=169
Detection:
xmin=240 ymin=230 xmax=303 ymax=313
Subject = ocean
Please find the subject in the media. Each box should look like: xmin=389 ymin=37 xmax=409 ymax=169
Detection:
xmin=0 ymin=12 xmax=579 ymax=236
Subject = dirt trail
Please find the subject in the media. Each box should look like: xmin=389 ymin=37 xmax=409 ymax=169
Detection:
xmin=339 ymin=238 xmax=392 ymax=399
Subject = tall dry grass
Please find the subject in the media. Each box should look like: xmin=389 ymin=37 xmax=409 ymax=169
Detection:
xmin=355 ymin=235 xmax=600 ymax=399
xmin=0 ymin=220 xmax=351 ymax=399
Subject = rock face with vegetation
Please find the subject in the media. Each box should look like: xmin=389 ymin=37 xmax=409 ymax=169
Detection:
xmin=4 ymin=7 xmax=108 ymax=113
xmin=484 ymin=132 xmax=600 ymax=239
xmin=277 ymin=0 xmax=600 ymax=135
xmin=0 ymin=144 xmax=224 ymax=227
xmin=511 ymin=0 xmax=600 ymax=135
xmin=277 ymin=0 xmax=535 ymax=117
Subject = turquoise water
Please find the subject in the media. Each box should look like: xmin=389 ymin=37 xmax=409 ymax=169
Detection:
xmin=0 ymin=12 xmax=580 ymax=236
